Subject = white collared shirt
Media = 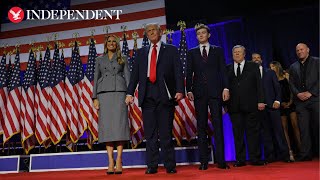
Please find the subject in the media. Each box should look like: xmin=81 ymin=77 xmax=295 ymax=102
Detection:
xmin=200 ymin=42 xmax=210 ymax=57
xmin=259 ymin=66 xmax=263 ymax=78
xmin=234 ymin=60 xmax=245 ymax=76
xmin=147 ymin=41 xmax=161 ymax=77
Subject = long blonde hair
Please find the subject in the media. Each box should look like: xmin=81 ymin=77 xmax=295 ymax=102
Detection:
xmin=104 ymin=34 xmax=124 ymax=65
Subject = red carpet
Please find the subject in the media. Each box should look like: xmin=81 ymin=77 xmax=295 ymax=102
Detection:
xmin=1 ymin=160 xmax=319 ymax=180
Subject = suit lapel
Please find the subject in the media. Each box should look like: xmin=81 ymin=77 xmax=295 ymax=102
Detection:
xmin=262 ymin=68 xmax=267 ymax=80
xmin=230 ymin=63 xmax=236 ymax=79
xmin=239 ymin=61 xmax=248 ymax=80
xmin=157 ymin=42 xmax=166 ymax=66
xmin=143 ymin=45 xmax=150 ymax=76
xmin=207 ymin=45 xmax=215 ymax=60
xmin=103 ymin=54 xmax=112 ymax=70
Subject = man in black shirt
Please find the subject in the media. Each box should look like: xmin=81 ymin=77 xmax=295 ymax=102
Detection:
xmin=289 ymin=43 xmax=319 ymax=161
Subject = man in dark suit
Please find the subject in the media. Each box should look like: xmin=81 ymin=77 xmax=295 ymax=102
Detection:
xmin=186 ymin=24 xmax=230 ymax=170
xmin=126 ymin=23 xmax=184 ymax=174
xmin=252 ymin=53 xmax=291 ymax=163
xmin=289 ymin=43 xmax=319 ymax=161
xmin=226 ymin=45 xmax=266 ymax=167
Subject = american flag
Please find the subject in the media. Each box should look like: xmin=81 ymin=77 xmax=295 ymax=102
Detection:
xmin=127 ymin=34 xmax=144 ymax=148
xmin=20 ymin=49 xmax=37 ymax=154
xmin=1 ymin=0 xmax=167 ymax=70
xmin=142 ymin=32 xmax=150 ymax=47
xmin=35 ymin=47 xmax=51 ymax=146
xmin=128 ymin=38 xmax=137 ymax=72
xmin=48 ymin=43 xmax=67 ymax=145
xmin=3 ymin=49 xmax=21 ymax=144
xmin=0 ymin=0 xmax=167 ymax=147
xmin=65 ymin=41 xmax=86 ymax=150
xmin=174 ymin=29 xmax=199 ymax=145
xmin=80 ymin=38 xmax=98 ymax=149
xmin=0 ymin=53 xmax=8 ymax=136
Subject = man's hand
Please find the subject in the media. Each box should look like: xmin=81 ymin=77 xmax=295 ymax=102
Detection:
xmin=222 ymin=89 xmax=230 ymax=102
xmin=93 ymin=99 xmax=99 ymax=110
xmin=187 ymin=92 xmax=194 ymax=101
xmin=304 ymin=91 xmax=312 ymax=99
xmin=125 ymin=95 xmax=134 ymax=105
xmin=175 ymin=93 xmax=184 ymax=102
xmin=273 ymin=101 xmax=280 ymax=109
xmin=258 ymin=103 xmax=265 ymax=111
xmin=297 ymin=92 xmax=310 ymax=101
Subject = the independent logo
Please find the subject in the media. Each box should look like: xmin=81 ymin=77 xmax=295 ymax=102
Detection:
xmin=8 ymin=7 xmax=24 ymax=23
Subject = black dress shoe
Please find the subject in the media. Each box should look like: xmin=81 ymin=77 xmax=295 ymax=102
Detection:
xmin=217 ymin=163 xmax=230 ymax=169
xmin=166 ymin=168 xmax=177 ymax=174
xmin=251 ymin=161 xmax=267 ymax=166
xmin=233 ymin=161 xmax=246 ymax=167
xmin=199 ymin=163 xmax=208 ymax=170
xmin=145 ymin=167 xmax=158 ymax=174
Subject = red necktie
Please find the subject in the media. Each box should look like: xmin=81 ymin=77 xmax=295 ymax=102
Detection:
xmin=149 ymin=44 xmax=157 ymax=83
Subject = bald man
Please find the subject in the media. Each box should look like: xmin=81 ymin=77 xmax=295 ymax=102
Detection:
xmin=289 ymin=43 xmax=319 ymax=161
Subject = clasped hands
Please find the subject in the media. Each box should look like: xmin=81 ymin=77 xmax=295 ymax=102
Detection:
xmin=297 ymin=91 xmax=312 ymax=101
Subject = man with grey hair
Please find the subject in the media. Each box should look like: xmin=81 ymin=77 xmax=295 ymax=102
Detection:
xmin=126 ymin=23 xmax=184 ymax=174
xmin=289 ymin=43 xmax=319 ymax=161
xmin=226 ymin=45 xmax=266 ymax=167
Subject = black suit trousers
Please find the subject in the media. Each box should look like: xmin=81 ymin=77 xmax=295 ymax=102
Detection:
xmin=230 ymin=111 xmax=261 ymax=162
xmin=142 ymin=81 xmax=176 ymax=170
xmin=194 ymin=95 xmax=226 ymax=164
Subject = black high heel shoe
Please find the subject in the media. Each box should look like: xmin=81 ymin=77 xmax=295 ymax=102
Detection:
xmin=106 ymin=171 xmax=114 ymax=175
xmin=115 ymin=160 xmax=123 ymax=174
xmin=106 ymin=160 xmax=116 ymax=174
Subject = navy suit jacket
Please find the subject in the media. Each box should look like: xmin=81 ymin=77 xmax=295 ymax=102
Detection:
xmin=186 ymin=45 xmax=229 ymax=98
xmin=127 ymin=42 xmax=184 ymax=107
xmin=261 ymin=68 xmax=281 ymax=108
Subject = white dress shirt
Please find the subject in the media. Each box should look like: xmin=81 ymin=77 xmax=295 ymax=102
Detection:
xmin=259 ymin=66 xmax=263 ymax=78
xmin=234 ymin=60 xmax=245 ymax=76
xmin=200 ymin=42 xmax=210 ymax=57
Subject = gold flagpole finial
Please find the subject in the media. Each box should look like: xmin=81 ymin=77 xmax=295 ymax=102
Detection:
xmin=2 ymin=43 xmax=9 ymax=55
xmin=121 ymin=25 xmax=127 ymax=32
xmin=177 ymin=20 xmax=186 ymax=31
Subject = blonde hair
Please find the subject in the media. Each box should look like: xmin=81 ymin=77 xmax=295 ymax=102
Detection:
xmin=104 ymin=34 xmax=124 ymax=65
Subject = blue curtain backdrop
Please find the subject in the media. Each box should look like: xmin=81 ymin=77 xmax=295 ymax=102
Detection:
xmin=170 ymin=5 xmax=318 ymax=161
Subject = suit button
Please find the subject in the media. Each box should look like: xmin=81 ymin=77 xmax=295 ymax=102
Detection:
xmin=113 ymin=67 xmax=115 ymax=69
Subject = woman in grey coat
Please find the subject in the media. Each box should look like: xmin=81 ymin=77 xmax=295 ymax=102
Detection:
xmin=92 ymin=34 xmax=130 ymax=174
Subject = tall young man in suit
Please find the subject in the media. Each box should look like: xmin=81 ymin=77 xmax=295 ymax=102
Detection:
xmin=126 ymin=23 xmax=184 ymax=174
xmin=252 ymin=53 xmax=291 ymax=163
xmin=226 ymin=45 xmax=266 ymax=167
xmin=186 ymin=24 xmax=230 ymax=170
xmin=289 ymin=43 xmax=319 ymax=161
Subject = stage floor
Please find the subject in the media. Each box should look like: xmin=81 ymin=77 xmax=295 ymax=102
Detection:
xmin=1 ymin=159 xmax=319 ymax=180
